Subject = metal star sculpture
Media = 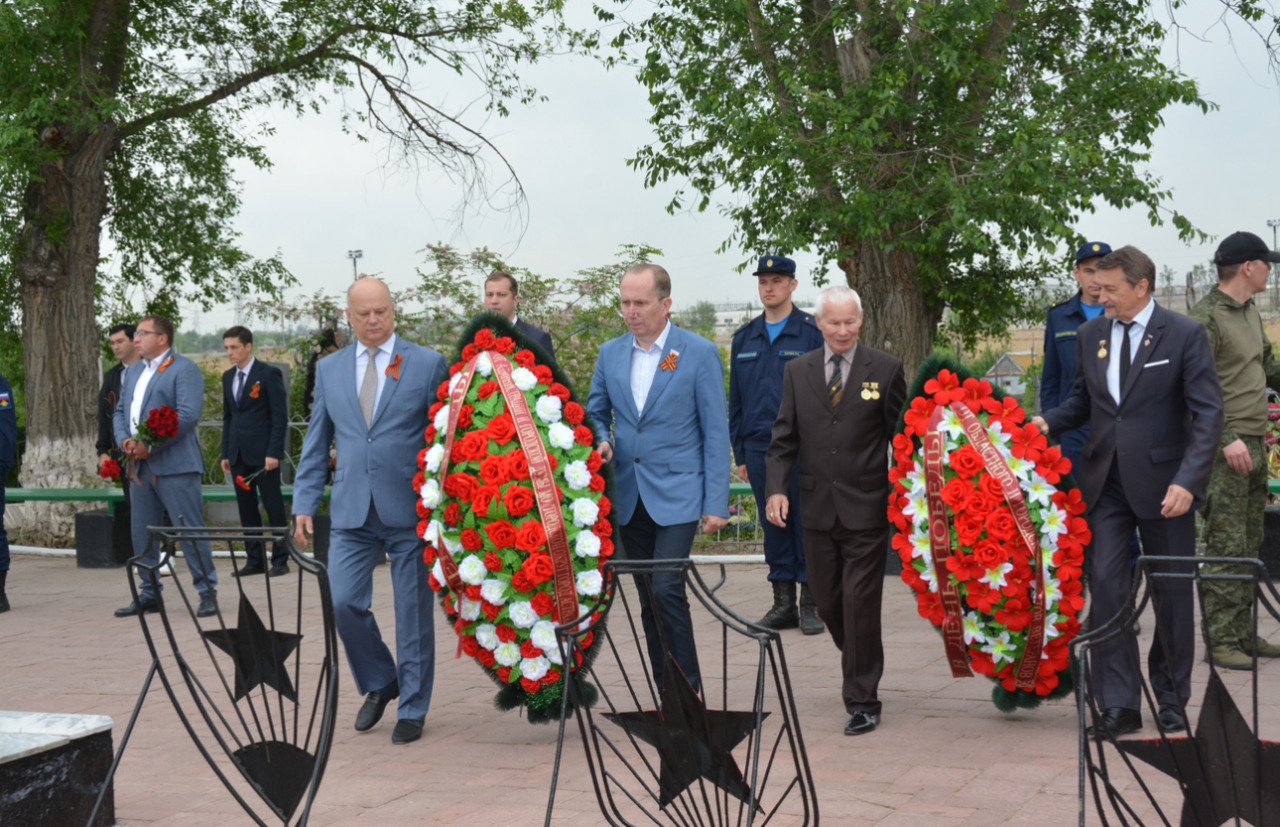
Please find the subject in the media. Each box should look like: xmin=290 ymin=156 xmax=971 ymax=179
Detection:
xmin=202 ymin=593 xmax=303 ymax=703
xmin=602 ymin=654 xmax=767 ymax=809
xmin=1116 ymin=671 xmax=1280 ymax=827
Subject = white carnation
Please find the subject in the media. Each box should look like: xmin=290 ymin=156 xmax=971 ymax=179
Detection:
xmin=475 ymin=623 xmax=499 ymax=649
xmin=420 ymin=477 xmax=441 ymax=509
xmin=530 ymin=620 xmax=558 ymax=653
xmin=440 ymin=530 xmax=462 ymax=555
xmin=459 ymin=596 xmax=481 ymax=621
xmin=520 ymin=656 xmax=550 ymax=682
xmin=475 ymin=351 xmax=493 ymax=377
xmin=494 ymin=641 xmax=522 ymax=667
xmin=548 ymin=422 xmax=576 ymax=451
xmin=576 ymin=569 xmax=603 ymax=597
xmin=511 ymin=366 xmax=537 ymax=391
xmin=535 ymin=394 xmax=563 ymax=424
xmin=508 ymin=600 xmax=539 ymax=628
xmin=433 ymin=403 xmax=451 ymax=432
xmin=571 ymin=498 xmax=600 ymax=528
xmin=575 ymin=531 xmax=601 ymax=558
xmin=424 ymin=443 xmax=445 ymax=473
xmin=563 ymin=460 xmax=592 ymax=490
xmin=430 ymin=559 xmax=444 ymax=584
xmin=480 ymin=579 xmax=508 ymax=606
xmin=457 ymin=554 xmax=487 ymax=585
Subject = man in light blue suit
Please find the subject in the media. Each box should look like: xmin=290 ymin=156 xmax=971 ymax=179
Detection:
xmin=293 ymin=277 xmax=447 ymax=746
xmin=587 ymin=263 xmax=731 ymax=691
xmin=112 ymin=315 xmax=219 ymax=618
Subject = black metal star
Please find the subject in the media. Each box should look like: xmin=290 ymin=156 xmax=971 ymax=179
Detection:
xmin=1116 ymin=671 xmax=1280 ymax=827
xmin=202 ymin=594 xmax=303 ymax=703
xmin=602 ymin=654 xmax=768 ymax=809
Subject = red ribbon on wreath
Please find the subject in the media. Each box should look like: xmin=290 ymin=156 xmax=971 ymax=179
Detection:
xmin=925 ymin=402 xmax=1048 ymax=691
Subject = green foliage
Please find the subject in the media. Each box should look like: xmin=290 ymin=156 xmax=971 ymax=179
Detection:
xmin=610 ymin=0 xmax=1209 ymax=350
xmin=675 ymin=300 xmax=717 ymax=340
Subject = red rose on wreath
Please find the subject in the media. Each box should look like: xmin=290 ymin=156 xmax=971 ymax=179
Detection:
xmin=521 ymin=553 xmax=555 ymax=586
xmin=485 ymin=520 xmax=517 ymax=549
xmin=443 ymin=473 xmax=480 ymax=501
xmin=507 ymin=450 xmax=530 ymax=480
xmin=479 ymin=455 xmax=511 ymax=486
xmin=949 ymin=445 xmax=985 ymax=479
xmin=487 ymin=413 xmax=517 ymax=444
xmin=516 ymin=522 xmax=547 ymax=553
xmin=504 ymin=486 xmax=535 ymax=518
xmin=443 ymin=502 xmax=462 ymax=526
xmin=472 ymin=485 xmax=501 ymax=517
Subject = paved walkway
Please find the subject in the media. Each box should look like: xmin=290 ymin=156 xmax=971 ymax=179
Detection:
xmin=2 ymin=553 xmax=1276 ymax=826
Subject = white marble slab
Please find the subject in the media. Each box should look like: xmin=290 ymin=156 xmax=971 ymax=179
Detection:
xmin=0 ymin=711 xmax=113 ymax=765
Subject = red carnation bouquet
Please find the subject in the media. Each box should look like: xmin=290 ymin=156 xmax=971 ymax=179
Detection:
xmin=99 ymin=457 xmax=122 ymax=481
xmin=416 ymin=316 xmax=612 ymax=722
xmin=889 ymin=358 xmax=1090 ymax=710
xmin=135 ymin=405 xmax=179 ymax=448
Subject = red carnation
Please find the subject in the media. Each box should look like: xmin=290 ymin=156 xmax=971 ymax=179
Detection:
xmin=429 ymin=401 xmax=444 ymax=420
xmin=494 ymin=336 xmax=515 ymax=354
xmin=477 ymin=380 xmax=500 ymax=400
xmin=598 ymin=497 xmax=611 ymax=518
xmin=475 ymin=329 xmax=497 ymax=350
xmin=422 ymin=545 xmax=438 ymax=566
xmin=593 ymin=518 xmax=612 ymax=538
xmin=412 ymin=471 xmax=425 ymax=492
xmin=586 ymin=451 xmax=603 ymax=473
xmin=600 ymin=538 xmax=615 ymax=558
xmin=532 ymin=365 xmax=553 ymax=385
xmin=516 ymin=522 xmax=547 ymax=553
xmin=530 ymin=591 xmax=555 ymax=617
xmin=437 ymin=380 xmax=451 ymax=401
xmin=465 ymin=584 xmax=482 ymax=601
xmin=564 ymin=401 xmax=585 ymax=425
xmin=443 ymin=502 xmax=462 ymax=527
xmin=456 ymin=404 xmax=475 ymax=429
xmin=497 ymin=666 xmax=511 ymax=683
xmin=460 ymin=529 xmax=484 ymax=551
xmin=462 ymin=343 xmax=478 ymax=361
xmin=589 ymin=474 xmax=606 ymax=493
xmin=424 ymin=425 xmax=437 ymax=444
xmin=482 ymin=602 xmax=502 ymax=621
xmin=547 ymin=382 xmax=570 ymax=401
xmin=510 ymin=570 xmax=534 ymax=593
xmin=504 ymin=486 xmax=536 ymax=518
xmin=514 ymin=350 xmax=536 ymax=368
xmin=235 ymin=475 xmax=250 ymax=491
xmin=575 ymin=426 xmax=595 ymax=446
xmin=478 ymin=649 xmax=497 ymax=667
xmin=543 ymin=670 xmax=562 ymax=686
xmin=521 ymin=640 xmax=543 ymax=659
xmin=484 ymin=551 xmax=503 ymax=572
xmin=496 ymin=624 xmax=517 ymax=643
xmin=485 ymin=521 xmax=517 ymax=549
xmin=462 ymin=636 xmax=482 ymax=658
xmin=449 ymin=362 xmax=462 ymax=377
xmin=416 ymin=500 xmax=432 ymax=519
xmin=520 ymin=677 xmax=542 ymax=694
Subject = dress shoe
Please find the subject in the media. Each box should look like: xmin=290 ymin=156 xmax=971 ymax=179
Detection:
xmin=354 ymin=681 xmax=400 ymax=732
xmin=1157 ymin=704 xmax=1187 ymax=734
xmin=391 ymin=718 xmax=424 ymax=745
xmin=1241 ymin=637 xmax=1280 ymax=658
xmin=232 ymin=564 xmax=265 ymax=577
xmin=196 ymin=592 xmax=218 ymax=618
xmin=114 ymin=597 xmax=159 ymax=618
xmin=1086 ymin=707 xmax=1142 ymax=739
xmin=268 ymin=562 xmax=289 ymax=578
xmin=1206 ymin=644 xmax=1254 ymax=671
xmin=844 ymin=711 xmax=879 ymax=736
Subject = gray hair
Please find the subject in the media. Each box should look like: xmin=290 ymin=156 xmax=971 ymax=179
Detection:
xmin=814 ymin=285 xmax=863 ymax=319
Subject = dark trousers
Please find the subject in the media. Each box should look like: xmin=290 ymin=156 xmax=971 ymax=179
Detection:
xmin=230 ymin=462 xmax=288 ymax=567
xmin=803 ymin=518 xmax=888 ymax=716
xmin=1088 ymin=473 xmax=1196 ymax=710
xmin=0 ymin=471 xmax=9 ymax=572
xmin=745 ymin=447 xmax=806 ymax=583
xmin=620 ymin=496 xmax=701 ymax=691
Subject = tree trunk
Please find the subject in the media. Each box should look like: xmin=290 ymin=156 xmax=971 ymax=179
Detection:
xmin=838 ymin=242 xmax=942 ymax=383
xmin=15 ymin=126 xmax=119 ymax=544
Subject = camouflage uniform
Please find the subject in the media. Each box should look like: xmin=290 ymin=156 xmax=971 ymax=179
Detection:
xmin=1190 ymin=287 xmax=1280 ymax=648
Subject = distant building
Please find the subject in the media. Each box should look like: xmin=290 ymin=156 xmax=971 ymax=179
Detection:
xmin=984 ymin=352 xmax=1035 ymax=397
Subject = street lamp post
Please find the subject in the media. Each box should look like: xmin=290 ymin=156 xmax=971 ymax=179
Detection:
xmin=347 ymin=249 xmax=363 ymax=281
xmin=1268 ymin=221 xmax=1279 ymax=310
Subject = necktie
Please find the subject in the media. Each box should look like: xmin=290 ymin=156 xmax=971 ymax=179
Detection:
xmin=1118 ymin=321 xmax=1134 ymax=398
xmin=234 ymin=370 xmax=246 ymax=402
xmin=827 ymin=354 xmax=844 ymax=406
xmin=359 ymin=348 xmax=378 ymax=427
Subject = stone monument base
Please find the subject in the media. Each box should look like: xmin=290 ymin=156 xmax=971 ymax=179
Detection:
xmin=0 ymin=711 xmax=115 ymax=826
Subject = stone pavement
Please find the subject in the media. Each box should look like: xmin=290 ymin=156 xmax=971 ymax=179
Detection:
xmin=2 ymin=553 xmax=1277 ymax=826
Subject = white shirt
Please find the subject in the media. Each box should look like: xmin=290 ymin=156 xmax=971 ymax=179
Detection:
xmin=1107 ymin=299 xmax=1156 ymax=404
xmin=630 ymin=321 xmax=672 ymax=415
xmin=129 ymin=349 xmax=172 ymax=433
xmin=355 ymin=333 xmax=397 ymax=415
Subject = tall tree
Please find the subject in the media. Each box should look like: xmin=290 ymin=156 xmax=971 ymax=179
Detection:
xmin=0 ymin=0 xmax=582 ymax=539
xmin=613 ymin=1 xmax=1207 ymax=372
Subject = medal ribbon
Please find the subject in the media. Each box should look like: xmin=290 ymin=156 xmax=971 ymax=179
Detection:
xmin=924 ymin=406 xmax=974 ymax=678
xmin=492 ymin=358 xmax=580 ymax=626
xmin=947 ymin=403 xmax=1047 ymax=691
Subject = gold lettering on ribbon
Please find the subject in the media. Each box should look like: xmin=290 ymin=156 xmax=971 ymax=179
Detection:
xmin=924 ymin=406 xmax=974 ymax=678
xmin=433 ymin=358 xmax=478 ymax=599
xmin=492 ymin=358 xmax=580 ymax=626
xmin=949 ymin=403 xmax=1047 ymax=691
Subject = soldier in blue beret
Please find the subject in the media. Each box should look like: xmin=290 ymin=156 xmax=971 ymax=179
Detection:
xmin=0 ymin=371 xmax=16 ymax=612
xmin=729 ymin=255 xmax=825 ymax=633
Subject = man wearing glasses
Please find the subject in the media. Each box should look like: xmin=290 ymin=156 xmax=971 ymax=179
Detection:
xmin=112 ymin=315 xmax=219 ymax=618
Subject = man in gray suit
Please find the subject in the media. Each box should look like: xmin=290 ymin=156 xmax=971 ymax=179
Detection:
xmin=112 ymin=315 xmax=219 ymax=618
xmin=1036 ymin=246 xmax=1223 ymax=738
xmin=293 ymin=277 xmax=447 ymax=746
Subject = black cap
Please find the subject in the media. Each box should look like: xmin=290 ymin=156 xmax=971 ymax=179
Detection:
xmin=752 ymin=255 xmax=796 ymax=277
xmin=1214 ymin=231 xmax=1280 ymax=267
xmin=1075 ymin=241 xmax=1111 ymax=264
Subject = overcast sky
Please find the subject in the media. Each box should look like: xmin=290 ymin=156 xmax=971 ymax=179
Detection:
xmin=167 ymin=5 xmax=1280 ymax=333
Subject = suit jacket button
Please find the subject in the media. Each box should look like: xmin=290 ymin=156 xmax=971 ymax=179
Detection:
xmin=830 ymin=448 xmax=837 ymax=454
xmin=634 ymin=457 xmax=640 ymax=463
xmin=367 ymin=438 xmax=373 ymax=443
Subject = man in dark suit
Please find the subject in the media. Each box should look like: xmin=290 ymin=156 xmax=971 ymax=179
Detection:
xmin=1036 ymin=245 xmax=1224 ymax=737
xmin=293 ymin=277 xmax=448 ymax=746
xmin=112 ymin=315 xmax=219 ymax=618
xmin=220 ymin=326 xmax=290 ymax=577
xmin=764 ymin=285 xmax=906 ymax=736
xmin=0 ymin=370 xmax=15 ymax=613
xmin=484 ymin=270 xmax=555 ymax=360
xmin=587 ymin=262 xmax=730 ymax=692
xmin=97 ymin=322 xmax=139 ymax=492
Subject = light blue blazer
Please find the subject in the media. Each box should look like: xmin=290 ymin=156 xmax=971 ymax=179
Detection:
xmin=112 ymin=351 xmax=207 ymax=476
xmin=587 ymin=324 xmax=730 ymax=526
xmin=293 ymin=337 xmax=447 ymax=529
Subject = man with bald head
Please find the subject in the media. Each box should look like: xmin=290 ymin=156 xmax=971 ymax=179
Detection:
xmin=294 ymin=277 xmax=448 ymax=745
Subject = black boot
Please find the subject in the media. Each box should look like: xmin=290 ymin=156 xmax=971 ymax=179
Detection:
xmin=798 ymin=584 xmax=823 ymax=635
xmin=0 ymin=570 xmax=8 ymax=613
xmin=757 ymin=581 xmax=798 ymax=629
